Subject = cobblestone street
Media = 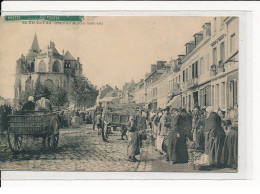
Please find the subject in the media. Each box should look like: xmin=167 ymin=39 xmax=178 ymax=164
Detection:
xmin=0 ymin=124 xmax=235 ymax=172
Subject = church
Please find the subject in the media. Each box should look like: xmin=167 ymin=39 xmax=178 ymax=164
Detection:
xmin=14 ymin=34 xmax=83 ymax=108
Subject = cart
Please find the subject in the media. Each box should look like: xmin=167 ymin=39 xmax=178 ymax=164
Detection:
xmin=7 ymin=111 xmax=60 ymax=152
xmin=103 ymin=113 xmax=129 ymax=131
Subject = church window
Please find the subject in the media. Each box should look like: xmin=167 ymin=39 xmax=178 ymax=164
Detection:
xmin=31 ymin=62 xmax=35 ymax=72
xmin=38 ymin=60 xmax=46 ymax=72
xmin=53 ymin=60 xmax=61 ymax=72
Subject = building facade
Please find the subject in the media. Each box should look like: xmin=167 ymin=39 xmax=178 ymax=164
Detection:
xmin=132 ymin=16 xmax=238 ymax=119
xmin=120 ymin=79 xmax=136 ymax=104
xmin=96 ymin=84 xmax=122 ymax=106
xmin=132 ymin=79 xmax=145 ymax=104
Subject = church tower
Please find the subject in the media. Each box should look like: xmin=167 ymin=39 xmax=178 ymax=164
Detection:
xmin=26 ymin=34 xmax=41 ymax=72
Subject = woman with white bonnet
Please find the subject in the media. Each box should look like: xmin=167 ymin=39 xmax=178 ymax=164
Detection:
xmin=127 ymin=115 xmax=140 ymax=162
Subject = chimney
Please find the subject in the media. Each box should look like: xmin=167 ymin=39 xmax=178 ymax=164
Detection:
xmin=178 ymin=55 xmax=185 ymax=61
xmin=151 ymin=64 xmax=157 ymax=73
xmin=77 ymin=57 xmax=80 ymax=62
xmin=62 ymin=49 xmax=64 ymax=56
xmin=185 ymin=41 xmax=196 ymax=55
xmin=194 ymin=31 xmax=203 ymax=45
xmin=157 ymin=61 xmax=167 ymax=70
xmin=202 ymin=22 xmax=211 ymax=37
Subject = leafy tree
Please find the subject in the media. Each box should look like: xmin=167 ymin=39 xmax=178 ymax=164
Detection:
xmin=18 ymin=76 xmax=97 ymax=110
xmin=34 ymin=81 xmax=68 ymax=109
xmin=71 ymin=77 xmax=98 ymax=109
xmin=49 ymin=86 xmax=68 ymax=108
xmin=34 ymin=79 xmax=51 ymax=99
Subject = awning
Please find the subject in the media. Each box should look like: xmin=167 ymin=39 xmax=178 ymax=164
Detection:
xmin=167 ymin=95 xmax=181 ymax=108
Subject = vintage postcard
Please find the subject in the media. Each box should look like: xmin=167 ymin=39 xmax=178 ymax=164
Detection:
xmin=0 ymin=15 xmax=239 ymax=173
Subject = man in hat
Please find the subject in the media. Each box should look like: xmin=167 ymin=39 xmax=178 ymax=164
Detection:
xmin=192 ymin=105 xmax=204 ymax=150
xmin=157 ymin=106 xmax=171 ymax=154
xmin=93 ymin=102 xmax=103 ymax=130
xmin=21 ymin=96 xmax=36 ymax=112
xmin=101 ymin=101 xmax=111 ymax=142
xmin=35 ymin=93 xmax=52 ymax=112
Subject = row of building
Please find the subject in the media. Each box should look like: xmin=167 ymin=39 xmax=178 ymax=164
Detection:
xmin=95 ymin=79 xmax=137 ymax=106
xmin=132 ymin=16 xmax=239 ymax=120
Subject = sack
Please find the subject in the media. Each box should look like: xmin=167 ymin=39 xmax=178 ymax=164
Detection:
xmin=193 ymin=153 xmax=210 ymax=166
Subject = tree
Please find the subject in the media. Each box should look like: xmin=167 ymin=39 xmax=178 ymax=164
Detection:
xmin=49 ymin=86 xmax=68 ymax=108
xmin=34 ymin=79 xmax=51 ymax=99
xmin=34 ymin=81 xmax=68 ymax=109
xmin=71 ymin=77 xmax=98 ymax=109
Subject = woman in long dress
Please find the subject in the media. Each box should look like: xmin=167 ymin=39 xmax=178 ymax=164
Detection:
xmin=204 ymin=108 xmax=226 ymax=167
xmin=127 ymin=116 xmax=140 ymax=162
xmin=167 ymin=109 xmax=188 ymax=164
xmin=221 ymin=120 xmax=238 ymax=169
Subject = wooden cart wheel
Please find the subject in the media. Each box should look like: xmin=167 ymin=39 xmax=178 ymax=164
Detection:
xmin=7 ymin=128 xmax=22 ymax=153
xmin=48 ymin=117 xmax=60 ymax=150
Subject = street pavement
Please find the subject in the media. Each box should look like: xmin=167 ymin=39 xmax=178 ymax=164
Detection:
xmin=0 ymin=124 xmax=236 ymax=172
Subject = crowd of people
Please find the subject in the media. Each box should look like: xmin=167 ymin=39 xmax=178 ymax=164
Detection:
xmin=1 ymin=94 xmax=238 ymax=169
xmin=91 ymin=102 xmax=238 ymax=168
xmin=146 ymin=105 xmax=238 ymax=169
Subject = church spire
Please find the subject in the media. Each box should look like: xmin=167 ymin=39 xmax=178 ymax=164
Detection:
xmin=31 ymin=33 xmax=40 ymax=53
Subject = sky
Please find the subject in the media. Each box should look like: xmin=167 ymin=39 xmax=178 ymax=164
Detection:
xmin=0 ymin=16 xmax=211 ymax=99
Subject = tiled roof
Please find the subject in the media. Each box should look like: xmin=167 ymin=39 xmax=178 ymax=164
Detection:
xmin=64 ymin=51 xmax=76 ymax=61
xmin=52 ymin=46 xmax=60 ymax=55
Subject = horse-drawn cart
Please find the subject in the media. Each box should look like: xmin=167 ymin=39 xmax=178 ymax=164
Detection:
xmin=101 ymin=112 xmax=129 ymax=140
xmin=103 ymin=113 xmax=129 ymax=130
xmin=7 ymin=112 xmax=60 ymax=152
